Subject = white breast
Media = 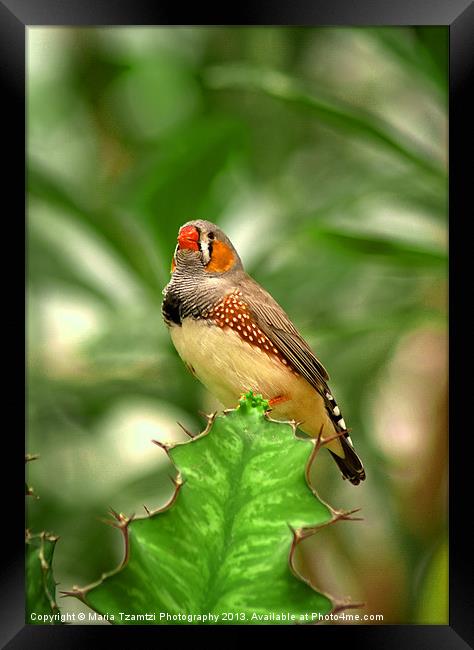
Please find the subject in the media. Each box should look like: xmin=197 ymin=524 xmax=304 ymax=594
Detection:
xmin=170 ymin=318 xmax=287 ymax=406
xmin=169 ymin=318 xmax=336 ymax=444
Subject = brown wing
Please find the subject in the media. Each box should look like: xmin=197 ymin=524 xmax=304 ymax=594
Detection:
xmin=239 ymin=275 xmax=330 ymax=397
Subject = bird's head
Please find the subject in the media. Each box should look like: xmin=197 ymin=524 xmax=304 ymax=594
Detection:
xmin=171 ymin=220 xmax=243 ymax=275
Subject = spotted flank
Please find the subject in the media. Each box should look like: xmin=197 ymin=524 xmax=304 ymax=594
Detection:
xmin=208 ymin=291 xmax=300 ymax=376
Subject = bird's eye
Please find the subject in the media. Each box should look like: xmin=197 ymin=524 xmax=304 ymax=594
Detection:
xmin=208 ymin=232 xmax=215 ymax=240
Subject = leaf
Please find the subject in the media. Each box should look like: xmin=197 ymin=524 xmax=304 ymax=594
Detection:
xmin=306 ymin=225 xmax=447 ymax=269
xmin=415 ymin=540 xmax=448 ymax=624
xmin=25 ymin=531 xmax=61 ymax=624
xmin=414 ymin=28 xmax=448 ymax=91
xmin=65 ymin=393 xmax=360 ymax=624
xmin=28 ymin=167 xmax=165 ymax=296
xmin=113 ymin=116 xmax=247 ymax=255
xmin=29 ymin=116 xmax=246 ymax=297
xmin=27 ymin=225 xmax=115 ymax=308
xmin=369 ymin=27 xmax=447 ymax=96
xmin=204 ymin=64 xmax=445 ymax=180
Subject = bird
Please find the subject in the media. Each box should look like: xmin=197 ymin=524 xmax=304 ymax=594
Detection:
xmin=162 ymin=219 xmax=366 ymax=485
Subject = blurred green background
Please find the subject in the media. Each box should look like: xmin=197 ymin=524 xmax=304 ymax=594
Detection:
xmin=26 ymin=27 xmax=448 ymax=624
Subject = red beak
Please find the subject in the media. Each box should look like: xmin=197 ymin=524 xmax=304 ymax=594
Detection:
xmin=177 ymin=225 xmax=199 ymax=251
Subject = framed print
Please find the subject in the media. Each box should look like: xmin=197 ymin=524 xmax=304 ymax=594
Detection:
xmin=1 ymin=0 xmax=472 ymax=646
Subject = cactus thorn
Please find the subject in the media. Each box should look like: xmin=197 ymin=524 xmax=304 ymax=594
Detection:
xmin=331 ymin=598 xmax=366 ymax=614
xmin=289 ymin=419 xmax=303 ymax=434
xmin=60 ymin=585 xmax=85 ymax=601
xmin=177 ymin=421 xmax=194 ymax=438
xmin=289 ymin=524 xmax=304 ymax=541
xmin=108 ymin=506 xmax=121 ymax=521
xmin=169 ymin=473 xmax=184 ymax=488
xmin=334 ymin=507 xmax=364 ymax=522
xmin=152 ymin=439 xmax=169 ymax=451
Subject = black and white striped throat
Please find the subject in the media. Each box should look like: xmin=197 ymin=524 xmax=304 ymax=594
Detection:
xmin=200 ymin=238 xmax=212 ymax=265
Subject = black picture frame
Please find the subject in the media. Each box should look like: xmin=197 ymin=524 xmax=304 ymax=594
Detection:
xmin=4 ymin=0 xmax=472 ymax=646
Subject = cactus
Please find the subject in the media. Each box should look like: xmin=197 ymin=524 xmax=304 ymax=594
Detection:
xmin=26 ymin=530 xmax=61 ymax=623
xmin=65 ymin=392 xmax=361 ymax=624
xmin=26 ymin=454 xmax=61 ymax=624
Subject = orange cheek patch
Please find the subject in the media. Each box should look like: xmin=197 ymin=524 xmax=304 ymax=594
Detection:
xmin=206 ymin=240 xmax=235 ymax=273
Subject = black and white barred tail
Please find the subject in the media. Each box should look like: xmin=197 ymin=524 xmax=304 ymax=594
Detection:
xmin=329 ymin=437 xmax=366 ymax=485
xmin=325 ymin=391 xmax=366 ymax=486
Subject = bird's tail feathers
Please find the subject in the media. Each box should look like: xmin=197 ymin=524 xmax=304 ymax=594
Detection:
xmin=328 ymin=435 xmax=366 ymax=486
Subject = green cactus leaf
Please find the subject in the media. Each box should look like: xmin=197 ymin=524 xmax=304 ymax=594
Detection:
xmin=26 ymin=453 xmax=62 ymax=624
xmin=26 ymin=531 xmax=61 ymax=624
xmin=69 ymin=392 xmax=358 ymax=624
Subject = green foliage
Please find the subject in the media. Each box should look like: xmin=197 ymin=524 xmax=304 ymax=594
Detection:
xmin=205 ymin=63 xmax=444 ymax=179
xmin=26 ymin=455 xmax=61 ymax=624
xmin=26 ymin=531 xmax=61 ymax=624
xmin=114 ymin=117 xmax=246 ymax=248
xmin=306 ymin=225 xmax=447 ymax=269
xmin=415 ymin=540 xmax=448 ymax=624
xmin=67 ymin=394 xmax=356 ymax=624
